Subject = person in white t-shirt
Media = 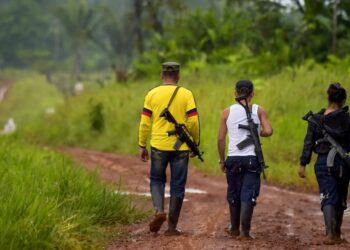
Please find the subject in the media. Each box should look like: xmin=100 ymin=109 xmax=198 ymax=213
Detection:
xmin=217 ymin=80 xmax=273 ymax=239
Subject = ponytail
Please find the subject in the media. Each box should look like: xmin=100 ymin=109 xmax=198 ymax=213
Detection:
xmin=327 ymin=82 xmax=347 ymax=106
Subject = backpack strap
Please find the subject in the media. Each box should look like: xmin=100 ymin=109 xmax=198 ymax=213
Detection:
xmin=167 ymin=86 xmax=181 ymax=108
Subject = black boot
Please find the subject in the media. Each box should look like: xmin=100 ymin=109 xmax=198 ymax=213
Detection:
xmin=240 ymin=202 xmax=254 ymax=239
xmin=228 ymin=201 xmax=240 ymax=236
xmin=149 ymin=185 xmax=166 ymax=233
xmin=334 ymin=209 xmax=344 ymax=241
xmin=165 ymin=197 xmax=183 ymax=236
xmin=323 ymin=205 xmax=336 ymax=245
xmin=150 ymin=184 xmax=165 ymax=213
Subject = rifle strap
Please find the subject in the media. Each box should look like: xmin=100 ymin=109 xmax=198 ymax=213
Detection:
xmin=167 ymin=86 xmax=181 ymax=109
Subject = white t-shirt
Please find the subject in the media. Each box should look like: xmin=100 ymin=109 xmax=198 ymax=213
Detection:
xmin=226 ymin=104 xmax=261 ymax=156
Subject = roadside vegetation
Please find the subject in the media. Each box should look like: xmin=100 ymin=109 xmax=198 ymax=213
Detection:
xmin=0 ymin=136 xmax=146 ymax=250
xmin=22 ymin=62 xmax=348 ymax=190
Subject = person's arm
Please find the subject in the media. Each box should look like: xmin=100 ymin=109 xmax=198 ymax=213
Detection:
xmin=298 ymin=122 xmax=315 ymax=177
xmin=185 ymin=91 xmax=200 ymax=146
xmin=217 ymin=108 xmax=229 ymax=172
xmin=258 ymin=106 xmax=273 ymax=137
xmin=138 ymin=93 xmax=152 ymax=161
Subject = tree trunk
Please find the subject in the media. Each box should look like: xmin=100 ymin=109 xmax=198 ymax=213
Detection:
xmin=45 ymin=71 xmax=52 ymax=84
xmin=292 ymin=0 xmax=304 ymax=14
xmin=134 ymin=0 xmax=144 ymax=55
xmin=74 ymin=47 xmax=81 ymax=81
xmin=111 ymin=64 xmax=128 ymax=83
xmin=151 ymin=12 xmax=163 ymax=34
xmin=332 ymin=0 xmax=339 ymax=54
xmin=147 ymin=0 xmax=163 ymax=35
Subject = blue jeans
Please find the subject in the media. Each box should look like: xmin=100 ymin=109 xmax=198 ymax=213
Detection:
xmin=150 ymin=147 xmax=189 ymax=212
xmin=315 ymin=154 xmax=350 ymax=210
xmin=225 ymin=156 xmax=261 ymax=206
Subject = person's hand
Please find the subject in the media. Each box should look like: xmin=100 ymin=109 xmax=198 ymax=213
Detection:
xmin=219 ymin=161 xmax=226 ymax=173
xmin=139 ymin=147 xmax=149 ymax=162
xmin=298 ymin=165 xmax=306 ymax=178
xmin=190 ymin=151 xmax=196 ymax=158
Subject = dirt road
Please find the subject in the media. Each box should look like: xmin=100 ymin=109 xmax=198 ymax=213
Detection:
xmin=64 ymin=148 xmax=350 ymax=250
xmin=0 ymin=80 xmax=13 ymax=103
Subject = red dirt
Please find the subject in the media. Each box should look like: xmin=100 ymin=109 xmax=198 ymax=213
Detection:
xmin=64 ymin=148 xmax=350 ymax=250
xmin=0 ymin=80 xmax=13 ymax=102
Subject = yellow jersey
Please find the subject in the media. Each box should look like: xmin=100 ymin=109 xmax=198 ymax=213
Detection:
xmin=138 ymin=84 xmax=200 ymax=151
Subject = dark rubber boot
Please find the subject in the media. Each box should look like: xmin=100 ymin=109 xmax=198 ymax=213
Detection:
xmin=334 ymin=209 xmax=344 ymax=242
xmin=150 ymin=184 xmax=165 ymax=213
xmin=149 ymin=185 xmax=166 ymax=233
xmin=240 ymin=202 xmax=254 ymax=239
xmin=323 ymin=205 xmax=336 ymax=245
xmin=228 ymin=201 xmax=240 ymax=236
xmin=165 ymin=197 xmax=183 ymax=236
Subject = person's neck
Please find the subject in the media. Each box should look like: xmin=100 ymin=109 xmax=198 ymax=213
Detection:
xmin=163 ymin=81 xmax=177 ymax=85
xmin=328 ymin=103 xmax=341 ymax=111
xmin=237 ymin=98 xmax=252 ymax=106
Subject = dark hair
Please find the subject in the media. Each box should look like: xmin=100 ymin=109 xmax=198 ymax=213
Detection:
xmin=236 ymin=80 xmax=253 ymax=96
xmin=327 ymin=82 xmax=347 ymax=105
xmin=162 ymin=70 xmax=179 ymax=79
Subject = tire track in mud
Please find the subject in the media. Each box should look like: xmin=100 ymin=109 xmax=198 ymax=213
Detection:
xmin=64 ymin=148 xmax=350 ymax=250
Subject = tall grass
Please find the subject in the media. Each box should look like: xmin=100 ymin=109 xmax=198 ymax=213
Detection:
xmin=257 ymin=65 xmax=350 ymax=189
xmin=26 ymin=64 xmax=350 ymax=189
xmin=0 ymin=136 xmax=146 ymax=249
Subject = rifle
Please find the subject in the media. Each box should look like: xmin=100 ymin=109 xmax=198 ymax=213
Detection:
xmin=302 ymin=111 xmax=350 ymax=170
xmin=160 ymin=107 xmax=204 ymax=162
xmin=235 ymin=95 xmax=268 ymax=179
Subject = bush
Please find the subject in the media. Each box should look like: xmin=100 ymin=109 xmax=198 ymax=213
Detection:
xmin=89 ymin=100 xmax=105 ymax=133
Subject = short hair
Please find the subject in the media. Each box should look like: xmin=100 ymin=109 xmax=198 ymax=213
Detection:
xmin=162 ymin=70 xmax=179 ymax=79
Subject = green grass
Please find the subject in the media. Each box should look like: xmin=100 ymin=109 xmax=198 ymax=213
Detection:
xmin=0 ymin=135 xmax=146 ymax=250
xmin=18 ymin=64 xmax=350 ymax=190
xmin=0 ymin=71 xmax=64 ymax=127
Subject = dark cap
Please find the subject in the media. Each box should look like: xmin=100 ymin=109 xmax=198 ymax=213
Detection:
xmin=162 ymin=62 xmax=180 ymax=72
xmin=236 ymin=80 xmax=253 ymax=95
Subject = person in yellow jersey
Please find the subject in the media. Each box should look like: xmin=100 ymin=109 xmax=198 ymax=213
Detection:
xmin=138 ymin=62 xmax=200 ymax=236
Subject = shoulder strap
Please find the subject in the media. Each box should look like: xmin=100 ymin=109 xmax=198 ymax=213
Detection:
xmin=167 ymin=86 xmax=181 ymax=108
